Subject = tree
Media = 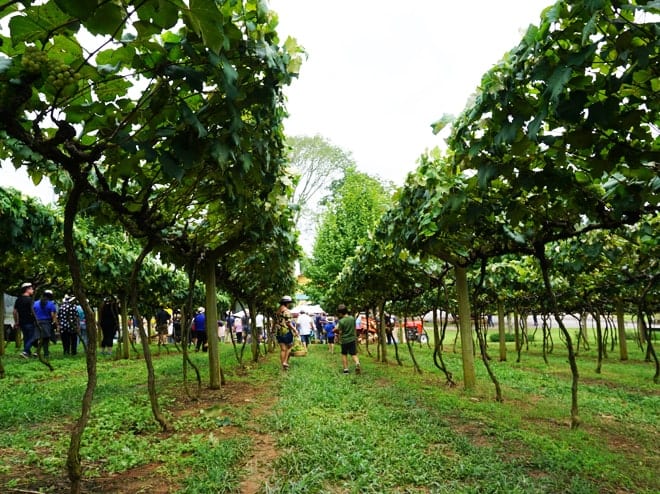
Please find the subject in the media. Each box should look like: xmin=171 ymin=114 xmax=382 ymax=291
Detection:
xmin=287 ymin=134 xmax=354 ymax=232
xmin=305 ymin=166 xmax=393 ymax=306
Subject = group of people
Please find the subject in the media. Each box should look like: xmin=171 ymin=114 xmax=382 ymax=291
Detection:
xmin=12 ymin=282 xmax=89 ymax=359
xmin=13 ymin=284 xmax=362 ymax=375
xmin=275 ymin=296 xmax=360 ymax=374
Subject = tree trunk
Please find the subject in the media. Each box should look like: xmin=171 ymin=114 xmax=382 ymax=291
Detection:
xmin=431 ymin=306 xmax=455 ymax=385
xmin=249 ymin=300 xmax=260 ymax=363
xmin=580 ymin=312 xmax=589 ymax=345
xmin=455 ymin=265 xmax=476 ymax=389
xmin=129 ymin=243 xmax=170 ymax=431
xmin=205 ymin=257 xmax=221 ymax=389
xmin=120 ymin=294 xmax=130 ymax=359
xmin=536 ymin=245 xmax=580 ymax=429
xmin=497 ymin=300 xmax=506 ymax=361
xmin=0 ymin=297 xmax=5 ymax=358
xmin=616 ymin=299 xmax=628 ymax=361
xmin=514 ymin=307 xmax=521 ymax=363
xmin=62 ymin=183 xmax=97 ymax=494
xmin=377 ymin=300 xmax=387 ymax=363
xmin=183 ymin=262 xmax=203 ymax=397
xmin=594 ymin=310 xmax=603 ymax=374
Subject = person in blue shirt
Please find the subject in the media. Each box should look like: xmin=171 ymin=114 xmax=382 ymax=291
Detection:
xmin=33 ymin=289 xmax=58 ymax=358
xmin=194 ymin=307 xmax=207 ymax=352
xmin=324 ymin=317 xmax=336 ymax=354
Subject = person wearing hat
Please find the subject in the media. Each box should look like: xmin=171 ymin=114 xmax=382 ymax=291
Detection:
xmin=275 ymin=295 xmax=297 ymax=370
xmin=58 ymin=295 xmax=80 ymax=355
xmin=14 ymin=282 xmax=37 ymax=358
xmin=33 ymin=289 xmax=58 ymax=358
xmin=194 ymin=307 xmax=207 ymax=352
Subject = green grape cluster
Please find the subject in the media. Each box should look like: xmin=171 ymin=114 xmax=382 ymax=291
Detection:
xmin=20 ymin=46 xmax=49 ymax=75
xmin=46 ymin=59 xmax=80 ymax=90
xmin=20 ymin=46 xmax=81 ymax=91
xmin=46 ymin=60 xmax=80 ymax=89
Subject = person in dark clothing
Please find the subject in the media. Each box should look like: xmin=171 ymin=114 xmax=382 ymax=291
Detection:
xmin=14 ymin=282 xmax=37 ymax=358
xmin=58 ymin=295 xmax=80 ymax=355
xmin=194 ymin=307 xmax=207 ymax=352
xmin=155 ymin=305 xmax=171 ymax=345
xmin=99 ymin=297 xmax=119 ymax=356
xmin=172 ymin=309 xmax=182 ymax=343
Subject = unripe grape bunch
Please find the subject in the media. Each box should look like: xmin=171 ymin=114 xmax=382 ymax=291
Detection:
xmin=46 ymin=60 xmax=80 ymax=89
xmin=20 ymin=46 xmax=49 ymax=75
xmin=21 ymin=46 xmax=80 ymax=90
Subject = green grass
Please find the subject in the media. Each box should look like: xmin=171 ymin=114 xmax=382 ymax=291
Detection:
xmin=0 ymin=338 xmax=657 ymax=493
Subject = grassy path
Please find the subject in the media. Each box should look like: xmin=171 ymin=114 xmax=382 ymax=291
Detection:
xmin=243 ymin=343 xmax=658 ymax=493
xmin=0 ymin=340 xmax=657 ymax=493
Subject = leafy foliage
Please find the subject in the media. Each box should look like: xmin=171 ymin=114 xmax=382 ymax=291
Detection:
xmin=305 ymin=166 xmax=393 ymax=306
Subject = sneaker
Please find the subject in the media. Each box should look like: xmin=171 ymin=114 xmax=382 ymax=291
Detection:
xmin=355 ymin=364 xmax=361 ymax=375
xmin=343 ymin=368 xmax=349 ymax=374
xmin=20 ymin=351 xmax=29 ymax=359
xmin=282 ymin=363 xmax=289 ymax=371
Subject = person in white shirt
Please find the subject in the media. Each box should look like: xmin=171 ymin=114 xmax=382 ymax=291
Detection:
xmin=256 ymin=313 xmax=265 ymax=342
xmin=296 ymin=310 xmax=314 ymax=348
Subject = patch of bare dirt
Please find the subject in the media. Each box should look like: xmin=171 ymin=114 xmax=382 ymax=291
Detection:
xmin=82 ymin=463 xmax=175 ymax=494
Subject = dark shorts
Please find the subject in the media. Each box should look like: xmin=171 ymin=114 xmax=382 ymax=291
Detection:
xmin=300 ymin=334 xmax=311 ymax=345
xmin=157 ymin=323 xmax=168 ymax=335
xmin=341 ymin=340 xmax=357 ymax=356
xmin=327 ymin=336 xmax=335 ymax=344
xmin=276 ymin=331 xmax=293 ymax=345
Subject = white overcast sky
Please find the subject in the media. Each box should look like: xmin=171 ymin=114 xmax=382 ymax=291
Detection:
xmin=269 ymin=0 xmax=554 ymax=185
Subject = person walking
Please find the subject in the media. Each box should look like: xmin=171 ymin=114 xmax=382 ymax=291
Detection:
xmin=217 ymin=320 xmax=226 ymax=343
xmin=14 ymin=282 xmax=37 ymax=358
xmin=336 ymin=304 xmax=361 ymax=374
xmin=154 ymin=305 xmax=171 ymax=346
xmin=324 ymin=317 xmax=336 ymax=354
xmin=225 ymin=311 xmax=235 ymax=343
xmin=194 ymin=307 xmax=207 ymax=352
xmin=296 ymin=309 xmax=314 ymax=348
xmin=315 ymin=313 xmax=324 ymax=343
xmin=233 ymin=314 xmax=243 ymax=344
xmin=172 ymin=309 xmax=182 ymax=343
xmin=76 ymin=301 xmax=87 ymax=349
xmin=256 ymin=313 xmax=265 ymax=342
xmin=33 ymin=289 xmax=58 ymax=358
xmin=58 ymin=295 xmax=80 ymax=355
xmin=99 ymin=296 xmax=119 ymax=356
xmin=275 ymin=295 xmax=297 ymax=371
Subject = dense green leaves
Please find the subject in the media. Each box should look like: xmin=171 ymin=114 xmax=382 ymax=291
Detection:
xmin=306 ymin=166 xmax=393 ymax=306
